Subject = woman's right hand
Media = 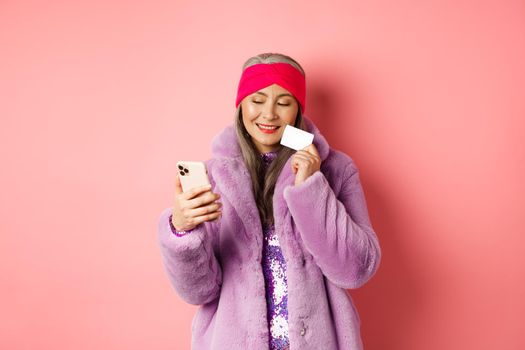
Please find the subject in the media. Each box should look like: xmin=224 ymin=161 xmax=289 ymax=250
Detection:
xmin=171 ymin=174 xmax=222 ymax=231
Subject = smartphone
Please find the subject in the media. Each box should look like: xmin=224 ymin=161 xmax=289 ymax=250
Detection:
xmin=176 ymin=161 xmax=211 ymax=193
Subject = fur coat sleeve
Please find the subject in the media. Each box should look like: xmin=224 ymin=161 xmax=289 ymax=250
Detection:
xmin=283 ymin=161 xmax=381 ymax=289
xmin=157 ymin=161 xmax=223 ymax=305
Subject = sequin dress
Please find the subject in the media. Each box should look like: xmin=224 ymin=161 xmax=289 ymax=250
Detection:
xmin=168 ymin=150 xmax=290 ymax=349
xmin=260 ymin=151 xmax=290 ymax=350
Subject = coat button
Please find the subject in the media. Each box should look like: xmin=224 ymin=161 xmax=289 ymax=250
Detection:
xmin=300 ymin=328 xmax=306 ymax=336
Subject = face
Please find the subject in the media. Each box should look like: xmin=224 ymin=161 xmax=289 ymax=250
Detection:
xmin=240 ymin=83 xmax=299 ymax=153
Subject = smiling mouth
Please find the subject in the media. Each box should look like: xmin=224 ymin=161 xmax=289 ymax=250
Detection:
xmin=256 ymin=123 xmax=280 ymax=130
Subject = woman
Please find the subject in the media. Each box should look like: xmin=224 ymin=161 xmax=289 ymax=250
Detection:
xmin=157 ymin=52 xmax=381 ymax=350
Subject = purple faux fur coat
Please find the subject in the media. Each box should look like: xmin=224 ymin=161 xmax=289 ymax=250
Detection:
xmin=157 ymin=116 xmax=381 ymax=349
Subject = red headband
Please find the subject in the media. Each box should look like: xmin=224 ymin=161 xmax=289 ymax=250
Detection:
xmin=235 ymin=62 xmax=306 ymax=113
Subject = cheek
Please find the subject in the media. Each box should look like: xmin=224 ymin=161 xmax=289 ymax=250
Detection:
xmin=242 ymin=112 xmax=255 ymax=126
xmin=243 ymin=104 xmax=259 ymax=119
xmin=241 ymin=111 xmax=256 ymax=132
xmin=241 ymin=101 xmax=258 ymax=118
xmin=285 ymin=111 xmax=297 ymax=125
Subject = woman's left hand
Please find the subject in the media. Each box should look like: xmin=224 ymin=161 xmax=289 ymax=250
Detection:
xmin=291 ymin=143 xmax=321 ymax=186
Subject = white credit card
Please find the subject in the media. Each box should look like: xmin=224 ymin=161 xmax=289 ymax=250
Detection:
xmin=280 ymin=124 xmax=314 ymax=151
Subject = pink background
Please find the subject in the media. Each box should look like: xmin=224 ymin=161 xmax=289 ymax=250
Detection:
xmin=1 ymin=1 xmax=524 ymax=349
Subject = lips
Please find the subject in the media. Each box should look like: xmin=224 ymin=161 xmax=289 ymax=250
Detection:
xmin=256 ymin=123 xmax=280 ymax=129
xmin=256 ymin=123 xmax=280 ymax=134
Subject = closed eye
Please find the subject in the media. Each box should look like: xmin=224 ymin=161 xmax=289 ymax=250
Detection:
xmin=252 ymin=101 xmax=290 ymax=106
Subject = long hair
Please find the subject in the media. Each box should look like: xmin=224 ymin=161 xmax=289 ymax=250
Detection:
xmin=234 ymin=52 xmax=306 ymax=227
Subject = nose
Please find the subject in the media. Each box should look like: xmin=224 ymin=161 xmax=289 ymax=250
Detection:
xmin=261 ymin=103 xmax=278 ymax=121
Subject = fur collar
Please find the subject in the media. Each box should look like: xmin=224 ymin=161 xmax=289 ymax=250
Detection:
xmin=208 ymin=115 xmax=332 ymax=257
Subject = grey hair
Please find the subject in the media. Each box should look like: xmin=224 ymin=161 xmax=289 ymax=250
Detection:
xmin=242 ymin=52 xmax=305 ymax=77
xmin=234 ymin=52 xmax=306 ymax=227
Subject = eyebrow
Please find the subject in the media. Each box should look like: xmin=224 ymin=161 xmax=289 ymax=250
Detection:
xmin=254 ymin=92 xmax=293 ymax=98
